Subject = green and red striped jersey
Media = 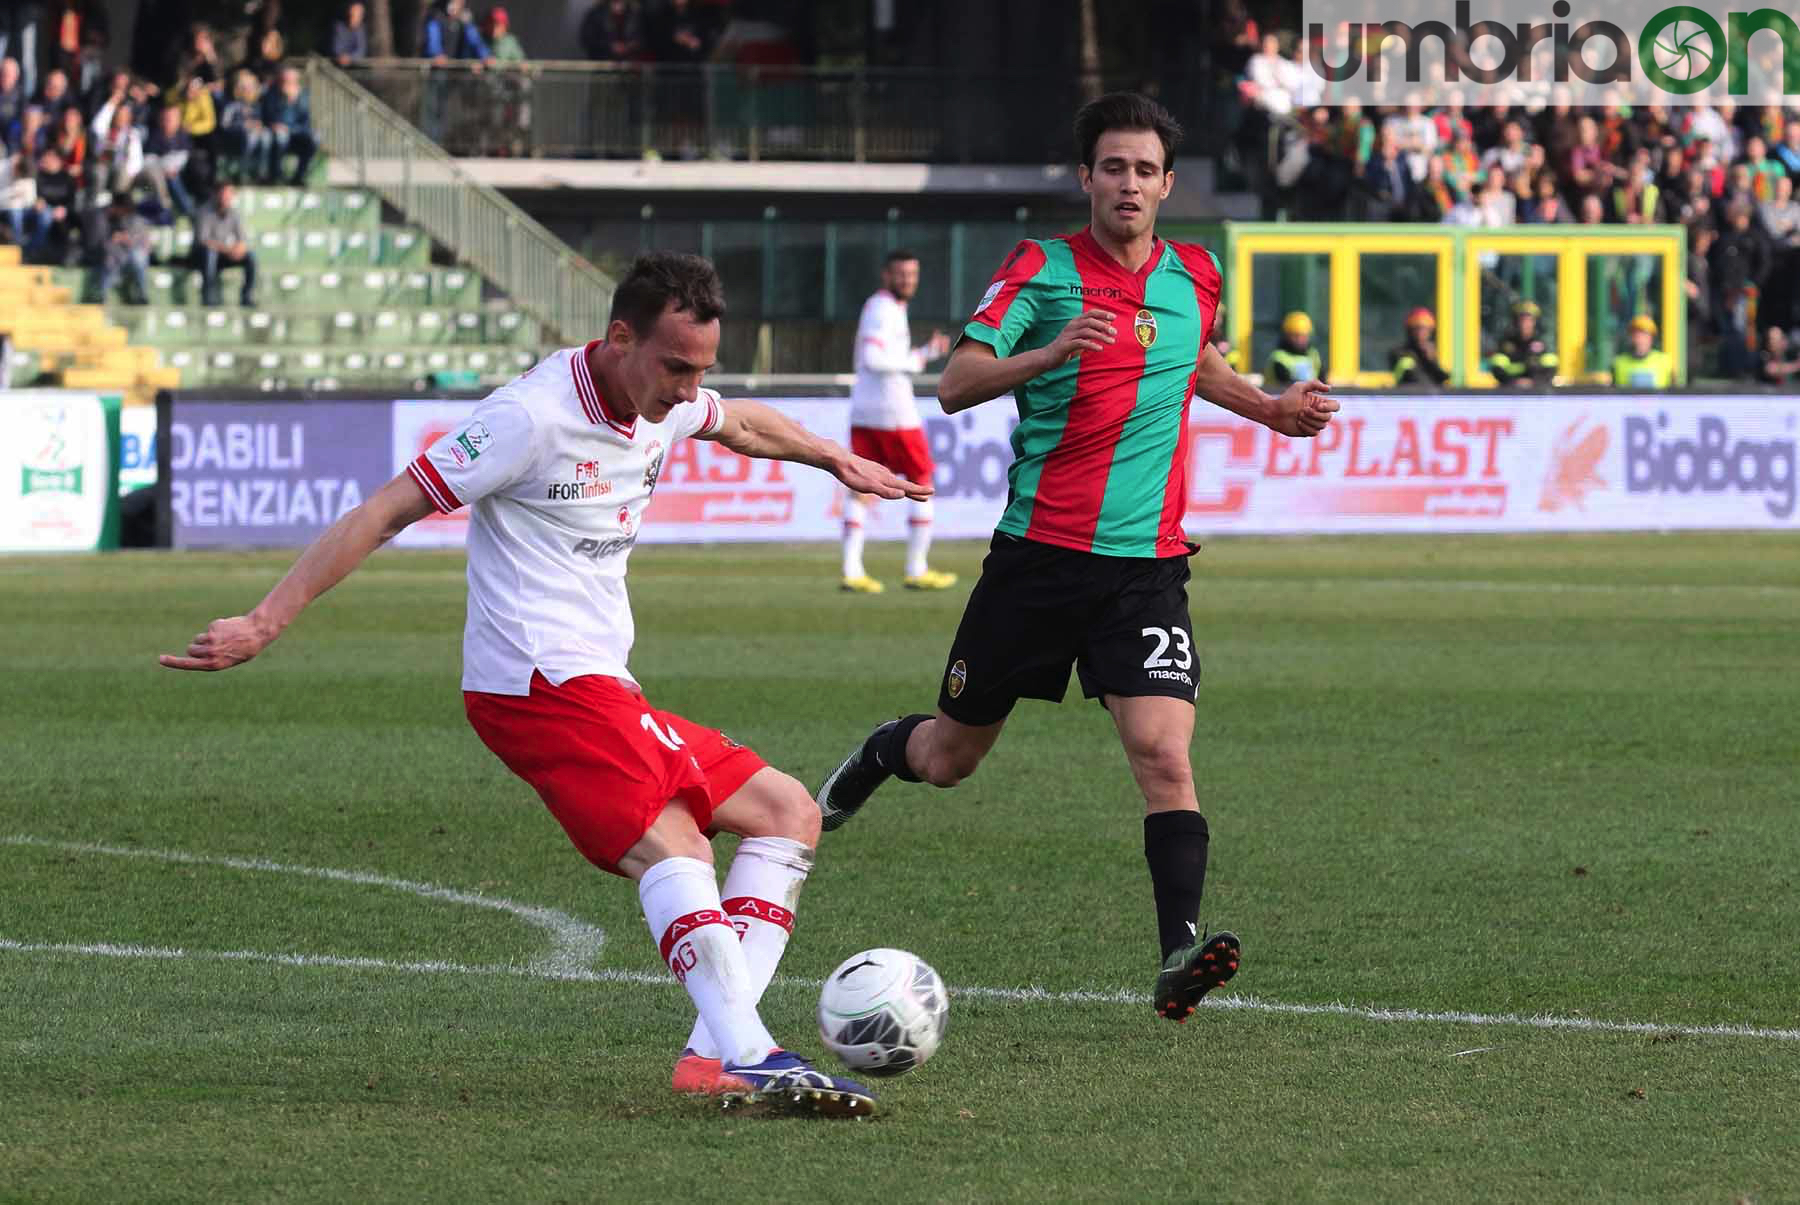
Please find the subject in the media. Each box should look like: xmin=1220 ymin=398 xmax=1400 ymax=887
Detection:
xmin=962 ymin=228 xmax=1223 ymax=558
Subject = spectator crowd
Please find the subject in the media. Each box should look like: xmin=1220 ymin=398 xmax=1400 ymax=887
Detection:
xmin=1 ymin=14 xmax=322 ymax=309
xmin=1229 ymin=24 xmax=1800 ymax=383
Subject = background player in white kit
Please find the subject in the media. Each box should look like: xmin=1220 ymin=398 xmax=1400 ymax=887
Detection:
xmin=160 ymin=253 xmax=929 ymax=1119
xmin=841 ymin=250 xmax=954 ymax=594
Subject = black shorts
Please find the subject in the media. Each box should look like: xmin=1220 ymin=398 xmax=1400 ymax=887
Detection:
xmin=936 ymin=533 xmax=1199 ymax=726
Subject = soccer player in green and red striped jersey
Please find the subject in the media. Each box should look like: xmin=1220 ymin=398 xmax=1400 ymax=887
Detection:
xmin=815 ymin=92 xmax=1339 ymax=1024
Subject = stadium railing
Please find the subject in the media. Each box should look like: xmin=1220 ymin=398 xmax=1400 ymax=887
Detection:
xmin=304 ymin=56 xmax=615 ymax=346
xmin=340 ymin=59 xmax=1228 ymax=165
xmin=1223 ymin=223 xmax=1688 ymax=387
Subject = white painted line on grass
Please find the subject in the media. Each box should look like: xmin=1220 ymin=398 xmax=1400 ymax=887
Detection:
xmin=6 ymin=936 xmax=1799 ymax=1045
xmin=1193 ymin=994 xmax=1800 ymax=1043
xmin=1216 ymin=577 xmax=1800 ymax=598
xmin=0 ymin=834 xmax=605 ymax=978
xmin=0 ymin=938 xmax=665 ymax=986
xmin=7 ymin=835 xmax=1799 ymax=1044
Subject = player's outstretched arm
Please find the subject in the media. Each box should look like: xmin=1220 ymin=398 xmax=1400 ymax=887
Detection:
xmin=704 ymin=398 xmax=932 ymax=501
xmin=158 ymin=472 xmax=439 ymax=672
xmin=937 ymin=310 xmax=1118 ymax=413
xmin=1193 ymin=342 xmax=1338 ymax=438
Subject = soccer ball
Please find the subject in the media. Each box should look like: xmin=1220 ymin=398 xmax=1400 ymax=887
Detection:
xmin=817 ymin=948 xmax=948 ymax=1077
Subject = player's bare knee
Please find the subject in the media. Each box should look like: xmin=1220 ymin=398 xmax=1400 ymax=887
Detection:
xmin=1128 ymin=741 xmax=1193 ymax=798
xmin=923 ymin=743 xmax=983 ymax=788
xmin=766 ymin=774 xmax=822 ymax=846
xmin=728 ymin=770 xmax=820 ymax=846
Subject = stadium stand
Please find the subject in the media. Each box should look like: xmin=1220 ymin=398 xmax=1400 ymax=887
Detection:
xmin=0 ymin=19 xmax=578 ymax=400
xmin=0 ymin=241 xmax=166 ymax=397
xmin=1219 ymin=21 xmax=1800 ymax=384
xmin=63 ymin=185 xmax=541 ymax=392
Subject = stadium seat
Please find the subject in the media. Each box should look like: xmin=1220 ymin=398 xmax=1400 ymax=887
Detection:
xmin=30 ymin=171 xmax=545 ymax=395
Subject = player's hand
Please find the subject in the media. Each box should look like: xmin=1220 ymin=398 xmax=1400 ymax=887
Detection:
xmin=1044 ymin=309 xmax=1116 ymax=366
xmin=1270 ymin=380 xmax=1338 ymax=438
xmin=159 ymin=614 xmax=275 ymax=672
xmin=833 ymin=452 xmax=933 ymax=502
xmin=925 ymin=330 xmax=952 ymax=360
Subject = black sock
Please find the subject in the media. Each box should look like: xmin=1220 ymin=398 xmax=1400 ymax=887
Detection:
xmin=863 ymin=713 xmax=930 ymax=783
xmin=1144 ymin=810 xmax=1210 ymax=961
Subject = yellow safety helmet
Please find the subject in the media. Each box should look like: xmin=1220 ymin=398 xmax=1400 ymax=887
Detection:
xmin=1628 ymin=314 xmax=1658 ymax=336
xmin=1513 ymin=300 xmax=1542 ymax=319
xmin=1281 ymin=311 xmax=1314 ymax=337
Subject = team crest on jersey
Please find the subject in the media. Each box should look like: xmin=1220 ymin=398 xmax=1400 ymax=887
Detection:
xmin=947 ymin=659 xmax=968 ymax=698
xmin=618 ymin=506 xmax=636 ymax=535
xmin=1134 ymin=309 xmax=1157 ymax=349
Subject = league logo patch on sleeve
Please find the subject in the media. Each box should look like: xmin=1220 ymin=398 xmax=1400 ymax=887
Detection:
xmin=453 ymin=421 xmax=493 ymax=466
xmin=947 ymin=659 xmax=968 ymax=698
xmin=973 ymin=281 xmax=1004 ymax=316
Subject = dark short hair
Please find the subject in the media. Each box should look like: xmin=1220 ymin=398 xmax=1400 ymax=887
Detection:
xmin=1074 ymin=91 xmax=1182 ymax=172
xmin=884 ymin=248 xmax=920 ymax=267
xmin=609 ymin=251 xmax=726 ymax=336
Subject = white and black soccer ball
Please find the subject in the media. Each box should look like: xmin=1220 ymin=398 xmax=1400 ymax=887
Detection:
xmin=817 ymin=948 xmax=948 ymax=1077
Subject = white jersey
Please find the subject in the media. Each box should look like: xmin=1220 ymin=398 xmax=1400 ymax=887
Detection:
xmin=850 ymin=289 xmax=927 ymax=430
xmin=407 ymin=341 xmax=725 ymax=696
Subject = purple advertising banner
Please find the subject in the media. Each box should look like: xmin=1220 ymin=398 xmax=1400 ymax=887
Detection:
xmin=169 ymin=401 xmax=395 ymax=548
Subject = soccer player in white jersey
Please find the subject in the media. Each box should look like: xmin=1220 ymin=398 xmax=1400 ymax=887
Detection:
xmin=159 ymin=253 xmax=930 ymax=1119
xmin=841 ymin=249 xmax=953 ymax=594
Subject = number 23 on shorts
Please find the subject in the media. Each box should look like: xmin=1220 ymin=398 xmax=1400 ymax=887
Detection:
xmin=1140 ymin=625 xmax=1192 ymax=670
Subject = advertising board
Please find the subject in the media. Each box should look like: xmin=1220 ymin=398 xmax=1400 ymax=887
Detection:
xmin=0 ymin=391 xmax=121 ymax=552
xmin=158 ymin=393 xmax=1798 ymax=546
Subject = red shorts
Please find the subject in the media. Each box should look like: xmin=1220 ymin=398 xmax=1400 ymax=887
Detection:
xmin=850 ymin=425 xmax=934 ymax=487
xmin=464 ymin=672 xmax=767 ymax=877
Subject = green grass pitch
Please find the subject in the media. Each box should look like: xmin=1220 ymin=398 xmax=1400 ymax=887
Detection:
xmin=3 ymin=533 xmax=1797 ymax=1202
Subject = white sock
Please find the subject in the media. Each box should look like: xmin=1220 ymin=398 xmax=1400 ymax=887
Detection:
xmin=842 ymin=495 xmax=869 ymax=579
xmin=638 ymin=855 xmax=776 ymax=1068
xmin=683 ymin=836 xmax=813 ymax=1059
xmin=905 ymin=499 xmax=934 ymax=578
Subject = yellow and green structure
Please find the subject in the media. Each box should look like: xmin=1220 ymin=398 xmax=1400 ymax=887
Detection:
xmin=1172 ymin=222 xmax=1688 ymax=388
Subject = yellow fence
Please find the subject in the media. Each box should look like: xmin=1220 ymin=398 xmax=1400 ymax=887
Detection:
xmin=1223 ymin=223 xmax=1686 ymax=387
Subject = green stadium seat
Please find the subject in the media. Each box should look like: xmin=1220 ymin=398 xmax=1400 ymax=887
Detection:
xmin=273 ymin=271 xmax=307 ymax=303
xmin=438 ymin=269 xmax=478 ymax=304
xmin=341 ymin=270 xmax=383 ymax=305
xmin=395 ymin=271 xmax=434 ymax=305
xmin=449 ymin=310 xmax=481 ymax=344
xmin=329 ymin=309 xmax=363 ymax=342
xmin=379 ymin=229 xmax=428 ymax=267
xmin=312 ymin=270 xmax=349 ymax=303
xmin=364 ymin=309 xmax=407 ymax=345
xmin=244 ymin=310 xmax=280 ymax=345
xmin=341 ymin=229 xmax=376 ymax=264
xmin=492 ymin=310 xmax=530 ymax=344
xmin=6 ymin=346 xmax=44 ymax=383
xmin=295 ymin=229 xmax=335 ymax=265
